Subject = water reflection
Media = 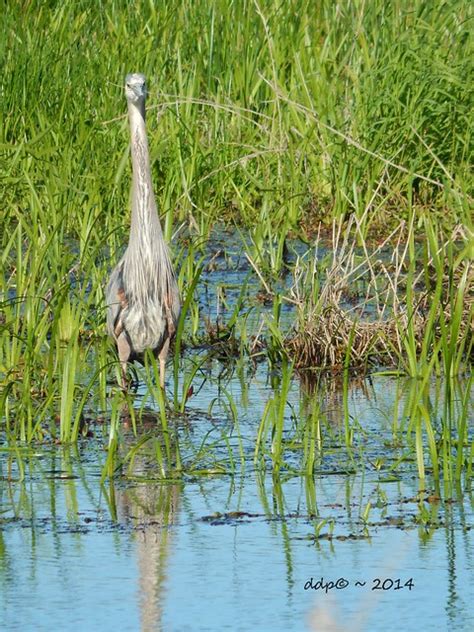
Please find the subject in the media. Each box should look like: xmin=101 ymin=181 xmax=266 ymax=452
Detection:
xmin=0 ymin=446 xmax=473 ymax=631
xmin=112 ymin=479 xmax=180 ymax=632
xmin=109 ymin=410 xmax=182 ymax=632
xmin=0 ymin=369 xmax=473 ymax=631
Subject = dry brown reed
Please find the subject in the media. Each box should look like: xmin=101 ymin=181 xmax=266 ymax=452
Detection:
xmin=286 ymin=217 xmax=472 ymax=371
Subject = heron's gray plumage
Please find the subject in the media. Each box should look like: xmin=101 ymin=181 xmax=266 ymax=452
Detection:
xmin=106 ymin=73 xmax=180 ymax=387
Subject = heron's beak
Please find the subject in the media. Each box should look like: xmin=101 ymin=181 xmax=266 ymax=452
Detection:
xmin=132 ymin=83 xmax=146 ymax=98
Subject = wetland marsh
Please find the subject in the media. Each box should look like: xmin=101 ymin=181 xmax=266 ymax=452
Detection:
xmin=1 ymin=1 xmax=473 ymax=630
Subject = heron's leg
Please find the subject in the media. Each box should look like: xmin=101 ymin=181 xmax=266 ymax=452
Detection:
xmin=158 ymin=337 xmax=170 ymax=389
xmin=117 ymin=331 xmax=131 ymax=390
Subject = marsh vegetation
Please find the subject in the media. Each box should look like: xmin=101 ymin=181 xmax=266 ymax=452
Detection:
xmin=0 ymin=1 xmax=473 ymax=629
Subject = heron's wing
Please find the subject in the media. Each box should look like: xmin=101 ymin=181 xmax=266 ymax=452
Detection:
xmin=106 ymin=262 xmax=126 ymax=338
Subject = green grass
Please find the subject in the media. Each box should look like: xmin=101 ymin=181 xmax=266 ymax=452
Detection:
xmin=0 ymin=0 xmax=472 ymax=486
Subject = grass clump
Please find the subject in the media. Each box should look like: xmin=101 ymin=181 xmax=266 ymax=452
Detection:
xmin=286 ymin=215 xmax=472 ymax=377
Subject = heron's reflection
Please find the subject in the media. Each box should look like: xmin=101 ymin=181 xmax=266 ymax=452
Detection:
xmin=110 ymin=410 xmax=182 ymax=632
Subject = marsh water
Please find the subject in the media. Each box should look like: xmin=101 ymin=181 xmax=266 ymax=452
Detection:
xmin=1 ymin=232 xmax=473 ymax=631
xmin=2 ymin=366 xmax=473 ymax=632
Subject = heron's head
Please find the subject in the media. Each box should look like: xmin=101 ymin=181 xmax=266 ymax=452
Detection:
xmin=125 ymin=73 xmax=147 ymax=104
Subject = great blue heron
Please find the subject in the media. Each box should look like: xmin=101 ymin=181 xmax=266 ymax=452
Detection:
xmin=106 ymin=73 xmax=180 ymax=389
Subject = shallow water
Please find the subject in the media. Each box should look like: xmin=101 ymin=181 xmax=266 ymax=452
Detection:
xmin=1 ymin=231 xmax=473 ymax=630
xmin=1 ymin=365 xmax=473 ymax=632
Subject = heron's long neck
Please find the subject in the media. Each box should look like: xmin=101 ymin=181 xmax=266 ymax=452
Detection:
xmin=127 ymin=101 xmax=163 ymax=248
